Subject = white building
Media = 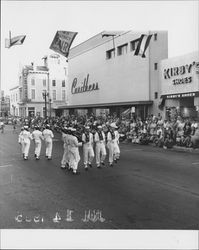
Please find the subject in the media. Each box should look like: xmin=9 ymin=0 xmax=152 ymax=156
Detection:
xmin=159 ymin=51 xmax=199 ymax=120
xmin=58 ymin=30 xmax=168 ymax=119
xmin=10 ymin=86 xmax=19 ymax=116
xmin=12 ymin=54 xmax=67 ymax=117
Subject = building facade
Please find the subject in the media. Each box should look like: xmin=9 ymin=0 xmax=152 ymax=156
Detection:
xmin=59 ymin=30 xmax=168 ymax=119
xmin=12 ymin=54 xmax=67 ymax=117
xmin=159 ymin=51 xmax=199 ymax=120
xmin=10 ymin=86 xmax=19 ymax=116
xmin=0 ymin=91 xmax=10 ymax=117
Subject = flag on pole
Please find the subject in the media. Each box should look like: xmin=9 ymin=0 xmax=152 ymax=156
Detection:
xmin=10 ymin=35 xmax=26 ymax=47
xmin=5 ymin=32 xmax=26 ymax=48
xmin=50 ymin=31 xmax=78 ymax=58
xmin=134 ymin=34 xmax=153 ymax=58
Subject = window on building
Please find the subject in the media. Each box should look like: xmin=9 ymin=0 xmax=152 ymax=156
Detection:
xmin=130 ymin=39 xmax=140 ymax=51
xmin=155 ymin=92 xmax=158 ymax=99
xmin=52 ymin=80 xmax=56 ymax=86
xmin=62 ymin=90 xmax=66 ymax=101
xmin=62 ymin=80 xmax=65 ymax=87
xmin=43 ymin=79 xmax=46 ymax=87
xmin=31 ymin=78 xmax=35 ymax=86
xmin=31 ymin=89 xmax=35 ymax=100
xmin=28 ymin=107 xmax=35 ymax=117
xmin=52 ymin=90 xmax=56 ymax=101
xmin=117 ymin=43 xmax=128 ymax=56
xmin=106 ymin=49 xmax=115 ymax=59
xmin=154 ymin=63 xmax=158 ymax=70
xmin=154 ymin=33 xmax=157 ymax=41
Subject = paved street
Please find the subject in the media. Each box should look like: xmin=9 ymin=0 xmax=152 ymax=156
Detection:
xmin=0 ymin=125 xmax=199 ymax=229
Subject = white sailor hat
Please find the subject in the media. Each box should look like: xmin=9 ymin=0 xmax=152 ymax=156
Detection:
xmin=110 ymin=123 xmax=118 ymax=129
xmin=24 ymin=125 xmax=29 ymax=129
xmin=70 ymin=128 xmax=76 ymax=131
xmin=97 ymin=125 xmax=102 ymax=129
xmin=85 ymin=126 xmax=90 ymax=129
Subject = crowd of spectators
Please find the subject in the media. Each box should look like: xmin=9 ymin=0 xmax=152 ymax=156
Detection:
xmin=1 ymin=113 xmax=199 ymax=149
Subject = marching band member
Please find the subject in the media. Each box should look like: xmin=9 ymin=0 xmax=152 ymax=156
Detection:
xmin=82 ymin=126 xmax=94 ymax=171
xmin=61 ymin=127 xmax=71 ymax=169
xmin=69 ymin=128 xmax=82 ymax=175
xmin=107 ymin=123 xmax=119 ymax=166
xmin=43 ymin=124 xmax=54 ymax=160
xmin=21 ymin=125 xmax=32 ymax=160
xmin=94 ymin=125 xmax=106 ymax=168
xmin=114 ymin=126 xmax=120 ymax=162
xmin=32 ymin=125 xmax=44 ymax=160
xmin=18 ymin=126 xmax=25 ymax=158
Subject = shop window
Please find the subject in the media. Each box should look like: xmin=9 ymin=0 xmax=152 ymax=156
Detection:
xmin=154 ymin=63 xmax=158 ymax=70
xmin=130 ymin=39 xmax=140 ymax=51
xmin=62 ymin=80 xmax=65 ymax=87
xmin=155 ymin=92 xmax=158 ymax=99
xmin=154 ymin=33 xmax=157 ymax=41
xmin=117 ymin=43 xmax=128 ymax=56
xmin=52 ymin=80 xmax=56 ymax=86
xmin=106 ymin=49 xmax=115 ymax=59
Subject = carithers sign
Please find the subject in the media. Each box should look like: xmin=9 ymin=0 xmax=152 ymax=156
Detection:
xmin=71 ymin=74 xmax=99 ymax=94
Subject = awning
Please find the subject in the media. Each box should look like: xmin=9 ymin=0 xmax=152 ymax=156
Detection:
xmin=58 ymin=100 xmax=153 ymax=109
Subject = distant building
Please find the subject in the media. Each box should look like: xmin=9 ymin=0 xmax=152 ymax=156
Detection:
xmin=10 ymin=86 xmax=19 ymax=116
xmin=11 ymin=54 xmax=67 ymax=117
xmin=0 ymin=91 xmax=10 ymax=117
xmin=58 ymin=30 xmax=168 ymax=119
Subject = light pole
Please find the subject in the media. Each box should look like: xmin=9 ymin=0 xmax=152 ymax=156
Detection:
xmin=42 ymin=90 xmax=49 ymax=119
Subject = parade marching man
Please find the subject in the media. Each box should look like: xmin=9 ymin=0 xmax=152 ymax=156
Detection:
xmin=43 ymin=124 xmax=54 ymax=160
xmin=68 ymin=128 xmax=82 ymax=174
xmin=31 ymin=125 xmax=44 ymax=160
xmin=82 ymin=126 xmax=95 ymax=171
xmin=94 ymin=125 xmax=106 ymax=168
xmin=18 ymin=126 xmax=25 ymax=158
xmin=107 ymin=123 xmax=120 ymax=167
xmin=61 ymin=127 xmax=71 ymax=169
xmin=21 ymin=125 xmax=32 ymax=160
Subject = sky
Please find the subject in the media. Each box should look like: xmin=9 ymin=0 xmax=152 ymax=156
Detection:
xmin=1 ymin=0 xmax=199 ymax=95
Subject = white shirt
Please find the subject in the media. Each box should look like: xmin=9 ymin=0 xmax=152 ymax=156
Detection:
xmin=43 ymin=129 xmax=54 ymax=142
xmin=32 ymin=130 xmax=43 ymax=142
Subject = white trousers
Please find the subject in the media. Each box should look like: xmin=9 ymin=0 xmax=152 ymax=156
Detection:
xmin=45 ymin=140 xmax=53 ymax=158
xmin=83 ymin=144 xmax=94 ymax=166
xmin=95 ymin=142 xmax=106 ymax=165
xmin=34 ymin=140 xmax=42 ymax=157
xmin=69 ymin=148 xmax=80 ymax=172
xmin=61 ymin=145 xmax=69 ymax=166
xmin=24 ymin=140 xmax=30 ymax=158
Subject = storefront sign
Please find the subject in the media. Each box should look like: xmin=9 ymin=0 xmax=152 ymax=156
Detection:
xmin=163 ymin=61 xmax=198 ymax=85
xmin=161 ymin=91 xmax=199 ymax=99
xmin=71 ymin=74 xmax=99 ymax=94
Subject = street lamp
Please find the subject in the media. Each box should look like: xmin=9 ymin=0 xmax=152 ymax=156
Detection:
xmin=42 ymin=90 xmax=49 ymax=118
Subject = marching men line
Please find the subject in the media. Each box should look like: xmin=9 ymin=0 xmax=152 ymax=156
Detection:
xmin=18 ymin=123 xmax=121 ymax=175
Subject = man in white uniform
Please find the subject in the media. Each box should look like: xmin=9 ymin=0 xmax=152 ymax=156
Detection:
xmin=61 ymin=127 xmax=71 ymax=169
xmin=21 ymin=126 xmax=32 ymax=160
xmin=107 ymin=123 xmax=120 ymax=166
xmin=32 ymin=125 xmax=44 ymax=160
xmin=43 ymin=124 xmax=54 ymax=160
xmin=82 ymin=126 xmax=94 ymax=171
xmin=94 ymin=125 xmax=106 ymax=168
xmin=18 ymin=126 xmax=25 ymax=158
xmin=69 ymin=128 xmax=82 ymax=174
